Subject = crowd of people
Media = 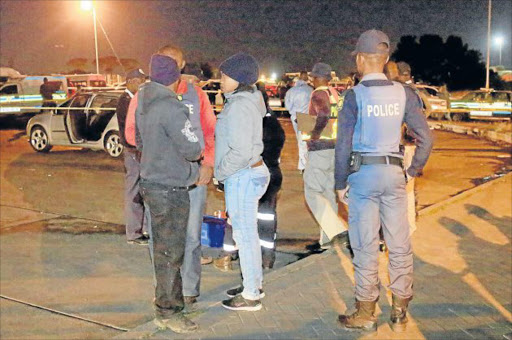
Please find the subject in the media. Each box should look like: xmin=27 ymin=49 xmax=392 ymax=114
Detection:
xmin=114 ymin=29 xmax=433 ymax=334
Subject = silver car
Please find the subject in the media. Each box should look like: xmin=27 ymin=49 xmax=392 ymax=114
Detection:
xmin=26 ymin=90 xmax=125 ymax=157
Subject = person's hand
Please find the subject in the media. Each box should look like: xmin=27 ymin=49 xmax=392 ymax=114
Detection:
xmin=337 ymin=186 xmax=349 ymax=205
xmin=197 ymin=165 xmax=213 ymax=186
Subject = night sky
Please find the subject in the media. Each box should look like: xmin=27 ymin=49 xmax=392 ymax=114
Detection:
xmin=1 ymin=0 xmax=511 ymax=77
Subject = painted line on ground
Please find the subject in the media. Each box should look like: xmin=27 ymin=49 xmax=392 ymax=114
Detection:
xmin=0 ymin=295 xmax=128 ymax=332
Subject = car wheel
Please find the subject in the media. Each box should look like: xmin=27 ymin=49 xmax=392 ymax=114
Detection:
xmin=452 ymin=112 xmax=465 ymax=122
xmin=104 ymin=131 xmax=124 ymax=158
xmin=30 ymin=126 xmax=52 ymax=153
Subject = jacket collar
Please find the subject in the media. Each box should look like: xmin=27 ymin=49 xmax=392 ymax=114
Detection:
xmin=124 ymin=88 xmax=134 ymax=98
xmin=360 ymin=73 xmax=388 ymax=82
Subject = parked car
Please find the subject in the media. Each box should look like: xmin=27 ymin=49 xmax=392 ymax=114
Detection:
xmin=0 ymin=76 xmax=68 ymax=116
xmin=450 ymin=90 xmax=512 ymax=121
xmin=414 ymin=84 xmax=449 ymax=120
xmin=26 ymin=89 xmax=124 ymax=157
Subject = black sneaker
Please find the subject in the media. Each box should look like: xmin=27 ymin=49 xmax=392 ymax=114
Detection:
xmin=127 ymin=235 xmax=149 ymax=245
xmin=305 ymin=242 xmax=326 ymax=253
xmin=226 ymin=286 xmax=265 ymax=298
xmin=154 ymin=313 xmax=198 ymax=333
xmin=322 ymin=231 xmax=350 ymax=249
xmin=222 ymin=294 xmax=262 ymax=311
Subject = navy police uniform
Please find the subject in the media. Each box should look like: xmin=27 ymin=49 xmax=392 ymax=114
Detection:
xmin=334 ymin=73 xmax=433 ymax=302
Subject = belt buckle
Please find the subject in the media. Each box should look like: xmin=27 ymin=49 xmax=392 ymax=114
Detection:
xmin=385 ymin=156 xmax=390 ymax=165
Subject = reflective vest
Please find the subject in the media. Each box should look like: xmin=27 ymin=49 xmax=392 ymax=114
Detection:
xmin=352 ymin=81 xmax=406 ymax=155
xmin=301 ymin=86 xmax=343 ymax=141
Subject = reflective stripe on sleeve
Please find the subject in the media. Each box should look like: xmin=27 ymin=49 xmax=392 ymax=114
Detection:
xmin=260 ymin=239 xmax=275 ymax=249
xmin=223 ymin=244 xmax=238 ymax=252
xmin=257 ymin=213 xmax=275 ymax=221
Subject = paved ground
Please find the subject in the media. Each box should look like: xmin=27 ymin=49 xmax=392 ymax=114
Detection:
xmin=1 ymin=118 xmax=511 ymax=339
xmin=117 ymin=174 xmax=512 ymax=340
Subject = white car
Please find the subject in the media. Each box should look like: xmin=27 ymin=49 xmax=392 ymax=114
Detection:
xmin=26 ymin=90 xmax=124 ymax=157
xmin=415 ymin=84 xmax=449 ymax=120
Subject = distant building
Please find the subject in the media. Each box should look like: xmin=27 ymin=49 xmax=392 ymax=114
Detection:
xmin=491 ymin=66 xmax=512 ymax=83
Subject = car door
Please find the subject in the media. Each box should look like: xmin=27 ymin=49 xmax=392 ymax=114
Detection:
xmin=86 ymin=94 xmax=119 ymax=142
xmin=0 ymin=84 xmax=22 ymax=114
xmin=490 ymin=92 xmax=512 ymax=118
xmin=64 ymin=94 xmax=90 ymax=144
xmin=469 ymin=92 xmax=492 ymax=118
xmin=49 ymin=98 xmax=73 ymax=144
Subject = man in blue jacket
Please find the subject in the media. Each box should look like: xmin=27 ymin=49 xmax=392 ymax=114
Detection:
xmin=335 ymin=30 xmax=433 ymax=333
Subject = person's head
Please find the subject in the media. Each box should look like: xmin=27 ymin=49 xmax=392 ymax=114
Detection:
xmin=396 ymin=61 xmax=412 ymax=83
xmin=157 ymin=44 xmax=186 ymax=71
xmin=384 ymin=61 xmax=399 ymax=81
xmin=352 ymin=29 xmax=390 ymax=76
xmin=310 ymin=63 xmax=332 ymax=88
xmin=43 ymin=77 xmax=48 ymax=83
xmin=125 ymin=68 xmax=146 ymax=93
xmin=255 ymin=81 xmax=266 ymax=92
xmin=219 ymin=52 xmax=259 ymax=93
xmin=149 ymin=54 xmax=181 ymax=91
xmin=299 ymin=71 xmax=309 ymax=82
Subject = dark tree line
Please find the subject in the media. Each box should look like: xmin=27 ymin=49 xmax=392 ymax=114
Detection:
xmin=392 ymin=35 xmax=507 ymax=91
xmin=65 ymin=57 xmax=141 ymax=75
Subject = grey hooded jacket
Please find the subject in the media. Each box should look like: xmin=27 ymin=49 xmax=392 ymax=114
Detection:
xmin=214 ymin=88 xmax=266 ymax=182
xmin=136 ymin=81 xmax=202 ymax=187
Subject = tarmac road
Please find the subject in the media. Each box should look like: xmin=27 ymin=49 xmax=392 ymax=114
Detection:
xmin=0 ymin=117 xmax=511 ymax=339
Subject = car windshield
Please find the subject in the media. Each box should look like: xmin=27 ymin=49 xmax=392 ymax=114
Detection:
xmin=492 ymin=92 xmax=510 ymax=102
xmin=423 ymin=87 xmax=438 ymax=96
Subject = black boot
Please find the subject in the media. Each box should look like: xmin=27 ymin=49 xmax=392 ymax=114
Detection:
xmin=338 ymin=299 xmax=378 ymax=332
xmin=390 ymin=294 xmax=411 ymax=333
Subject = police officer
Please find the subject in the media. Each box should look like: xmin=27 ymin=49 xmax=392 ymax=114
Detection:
xmin=335 ymin=30 xmax=433 ymax=332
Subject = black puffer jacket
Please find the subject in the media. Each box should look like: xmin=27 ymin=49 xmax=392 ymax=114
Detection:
xmin=262 ymin=111 xmax=285 ymax=168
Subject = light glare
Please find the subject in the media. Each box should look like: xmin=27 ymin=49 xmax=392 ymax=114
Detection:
xmin=81 ymin=1 xmax=93 ymax=11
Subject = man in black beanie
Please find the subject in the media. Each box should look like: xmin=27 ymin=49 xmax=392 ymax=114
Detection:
xmin=136 ymin=54 xmax=202 ymax=333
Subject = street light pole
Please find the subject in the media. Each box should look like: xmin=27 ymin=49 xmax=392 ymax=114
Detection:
xmin=93 ymin=6 xmax=99 ymax=75
xmin=81 ymin=1 xmax=99 ymax=75
xmin=485 ymin=0 xmax=492 ymax=90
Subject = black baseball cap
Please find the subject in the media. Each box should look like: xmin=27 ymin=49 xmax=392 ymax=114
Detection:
xmin=126 ymin=68 xmax=147 ymax=81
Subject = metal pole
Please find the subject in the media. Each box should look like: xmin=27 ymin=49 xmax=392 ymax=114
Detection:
xmin=485 ymin=0 xmax=491 ymax=90
xmin=93 ymin=7 xmax=99 ymax=75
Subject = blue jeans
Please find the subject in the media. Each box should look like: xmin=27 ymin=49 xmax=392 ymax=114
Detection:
xmin=347 ymin=164 xmax=412 ymax=302
xmin=225 ymin=164 xmax=270 ymax=300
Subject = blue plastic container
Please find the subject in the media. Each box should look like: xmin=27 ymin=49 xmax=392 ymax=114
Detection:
xmin=201 ymin=215 xmax=226 ymax=248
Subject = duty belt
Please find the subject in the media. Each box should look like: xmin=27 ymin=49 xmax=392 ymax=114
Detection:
xmin=361 ymin=155 xmax=402 ymax=167
xmin=140 ymin=180 xmax=197 ymax=192
xmin=172 ymin=184 xmax=197 ymax=191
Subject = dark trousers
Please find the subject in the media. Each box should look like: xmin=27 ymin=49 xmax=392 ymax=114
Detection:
xmin=258 ymin=166 xmax=282 ymax=267
xmin=140 ymin=182 xmax=190 ymax=318
xmin=124 ymin=149 xmax=148 ymax=241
